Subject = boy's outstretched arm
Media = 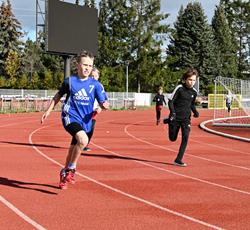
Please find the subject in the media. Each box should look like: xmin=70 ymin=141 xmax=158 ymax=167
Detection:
xmin=41 ymin=92 xmax=62 ymax=124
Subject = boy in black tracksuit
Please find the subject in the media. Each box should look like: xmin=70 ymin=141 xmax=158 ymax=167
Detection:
xmin=153 ymin=87 xmax=167 ymax=125
xmin=164 ymin=68 xmax=199 ymax=167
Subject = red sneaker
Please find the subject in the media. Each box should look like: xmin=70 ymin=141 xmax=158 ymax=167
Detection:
xmin=59 ymin=169 xmax=68 ymax=189
xmin=66 ymin=169 xmax=76 ymax=184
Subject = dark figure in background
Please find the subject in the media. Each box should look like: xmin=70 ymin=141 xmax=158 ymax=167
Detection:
xmin=163 ymin=68 xmax=199 ymax=167
xmin=153 ymin=87 xmax=167 ymax=125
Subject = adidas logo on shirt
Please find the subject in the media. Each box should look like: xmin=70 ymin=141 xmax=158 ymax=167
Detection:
xmin=74 ymin=89 xmax=90 ymax=101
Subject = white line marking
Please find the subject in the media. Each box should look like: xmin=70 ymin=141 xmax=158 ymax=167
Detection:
xmin=92 ymin=142 xmax=250 ymax=196
xmin=124 ymin=122 xmax=250 ymax=171
xmin=0 ymin=195 xmax=46 ymax=230
xmin=28 ymin=126 xmax=224 ymax=230
xmin=200 ymin=118 xmax=250 ymax=142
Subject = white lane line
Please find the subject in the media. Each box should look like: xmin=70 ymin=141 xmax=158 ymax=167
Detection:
xmin=200 ymin=118 xmax=250 ymax=143
xmin=190 ymin=138 xmax=250 ymax=156
xmin=92 ymin=142 xmax=250 ymax=196
xmin=0 ymin=195 xmax=46 ymax=230
xmin=0 ymin=118 xmax=58 ymax=128
xmin=28 ymin=126 xmax=224 ymax=230
xmin=124 ymin=122 xmax=250 ymax=171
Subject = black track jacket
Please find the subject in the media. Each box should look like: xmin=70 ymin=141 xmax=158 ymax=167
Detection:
xmin=168 ymin=84 xmax=198 ymax=121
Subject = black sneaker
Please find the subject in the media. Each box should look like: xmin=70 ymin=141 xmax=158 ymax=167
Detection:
xmin=163 ymin=117 xmax=170 ymax=124
xmin=83 ymin=147 xmax=91 ymax=151
xmin=174 ymin=159 xmax=187 ymax=167
xmin=156 ymin=120 xmax=160 ymax=125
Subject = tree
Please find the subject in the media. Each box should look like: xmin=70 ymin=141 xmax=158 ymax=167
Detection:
xmin=220 ymin=0 xmax=250 ymax=78
xmin=30 ymin=72 xmax=40 ymax=89
xmin=18 ymin=73 xmax=29 ymax=89
xmin=0 ymin=0 xmax=23 ymax=76
xmin=43 ymin=70 xmax=53 ymax=89
xmin=212 ymin=3 xmax=238 ymax=78
xmin=128 ymin=0 xmax=169 ymax=92
xmin=5 ymin=50 xmax=20 ymax=80
xmin=167 ymin=2 xmax=217 ymax=94
xmin=21 ymin=39 xmax=44 ymax=81
xmin=97 ymin=0 xmax=169 ymax=92
xmin=84 ymin=0 xmax=96 ymax=8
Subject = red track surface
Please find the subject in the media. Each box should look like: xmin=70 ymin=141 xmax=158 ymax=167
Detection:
xmin=1 ymin=109 xmax=250 ymax=230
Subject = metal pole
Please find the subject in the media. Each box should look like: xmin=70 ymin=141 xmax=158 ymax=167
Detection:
xmin=126 ymin=63 xmax=129 ymax=99
xmin=36 ymin=0 xmax=38 ymax=42
xmin=213 ymin=78 xmax=217 ymax=122
xmin=63 ymin=56 xmax=71 ymax=78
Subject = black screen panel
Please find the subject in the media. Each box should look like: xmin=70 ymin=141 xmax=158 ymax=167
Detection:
xmin=46 ymin=0 xmax=98 ymax=55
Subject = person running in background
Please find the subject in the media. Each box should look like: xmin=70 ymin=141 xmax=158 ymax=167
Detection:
xmin=41 ymin=50 xmax=109 ymax=189
xmin=152 ymin=86 xmax=167 ymax=125
xmin=163 ymin=68 xmax=199 ymax=167
xmin=225 ymin=91 xmax=233 ymax=116
xmin=83 ymin=67 xmax=107 ymax=151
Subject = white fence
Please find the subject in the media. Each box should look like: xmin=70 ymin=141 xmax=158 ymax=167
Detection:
xmin=0 ymin=89 xmax=170 ymax=112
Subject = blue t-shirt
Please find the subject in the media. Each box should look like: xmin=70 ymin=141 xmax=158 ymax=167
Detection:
xmin=58 ymin=75 xmax=107 ymax=133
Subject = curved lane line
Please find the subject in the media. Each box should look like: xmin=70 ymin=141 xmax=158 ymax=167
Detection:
xmin=28 ymin=126 xmax=223 ymax=230
xmin=92 ymin=141 xmax=250 ymax=196
xmin=124 ymin=121 xmax=250 ymax=171
xmin=199 ymin=119 xmax=250 ymax=143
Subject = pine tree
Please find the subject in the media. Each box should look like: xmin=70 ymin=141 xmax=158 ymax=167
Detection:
xmin=84 ymin=0 xmax=96 ymax=8
xmin=5 ymin=50 xmax=20 ymax=79
xmin=129 ymin=0 xmax=169 ymax=92
xmin=212 ymin=3 xmax=238 ymax=78
xmin=220 ymin=0 xmax=250 ymax=78
xmin=0 ymin=0 xmax=23 ymax=76
xmin=167 ymin=2 xmax=217 ymax=94
xmin=21 ymin=39 xmax=44 ymax=82
xmin=97 ymin=0 xmax=169 ymax=92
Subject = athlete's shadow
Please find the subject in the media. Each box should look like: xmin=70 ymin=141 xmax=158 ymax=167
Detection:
xmin=0 ymin=177 xmax=59 ymax=195
xmin=82 ymin=153 xmax=173 ymax=166
xmin=0 ymin=141 xmax=66 ymax=149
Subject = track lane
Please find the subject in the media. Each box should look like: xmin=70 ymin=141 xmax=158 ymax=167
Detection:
xmin=1 ymin=110 xmax=249 ymax=229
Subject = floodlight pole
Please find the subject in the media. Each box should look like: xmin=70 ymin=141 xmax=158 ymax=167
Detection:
xmin=125 ymin=61 xmax=129 ymax=99
xmin=63 ymin=56 xmax=71 ymax=78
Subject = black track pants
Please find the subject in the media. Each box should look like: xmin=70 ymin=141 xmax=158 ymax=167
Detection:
xmin=168 ymin=120 xmax=190 ymax=161
xmin=87 ymin=119 xmax=96 ymax=144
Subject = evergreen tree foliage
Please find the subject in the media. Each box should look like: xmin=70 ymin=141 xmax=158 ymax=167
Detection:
xmin=97 ymin=0 xmax=169 ymax=92
xmin=0 ymin=0 xmax=23 ymax=76
xmin=220 ymin=0 xmax=250 ymax=78
xmin=0 ymin=76 xmax=6 ymax=87
xmin=43 ymin=70 xmax=53 ymax=89
xmin=5 ymin=50 xmax=20 ymax=79
xmin=84 ymin=0 xmax=96 ymax=8
xmin=21 ymin=39 xmax=44 ymax=82
xmin=30 ymin=72 xmax=40 ymax=89
xmin=212 ymin=3 xmax=238 ymax=78
xmin=167 ymin=2 xmax=217 ymax=94
xmin=17 ymin=73 xmax=29 ymax=89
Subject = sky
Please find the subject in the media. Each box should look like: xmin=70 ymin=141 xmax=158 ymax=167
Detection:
xmin=9 ymin=0 xmax=220 ymax=41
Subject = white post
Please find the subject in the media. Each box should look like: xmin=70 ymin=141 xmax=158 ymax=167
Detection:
xmin=125 ymin=61 xmax=129 ymax=99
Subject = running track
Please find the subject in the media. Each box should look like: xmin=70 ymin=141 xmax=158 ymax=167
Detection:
xmin=0 ymin=109 xmax=249 ymax=230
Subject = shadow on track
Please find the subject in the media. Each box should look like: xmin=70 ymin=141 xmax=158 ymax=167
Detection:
xmin=82 ymin=153 xmax=173 ymax=166
xmin=0 ymin=177 xmax=59 ymax=195
xmin=0 ymin=141 xmax=66 ymax=149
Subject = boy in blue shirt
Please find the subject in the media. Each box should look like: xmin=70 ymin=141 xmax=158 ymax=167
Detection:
xmin=41 ymin=50 xmax=109 ymax=189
